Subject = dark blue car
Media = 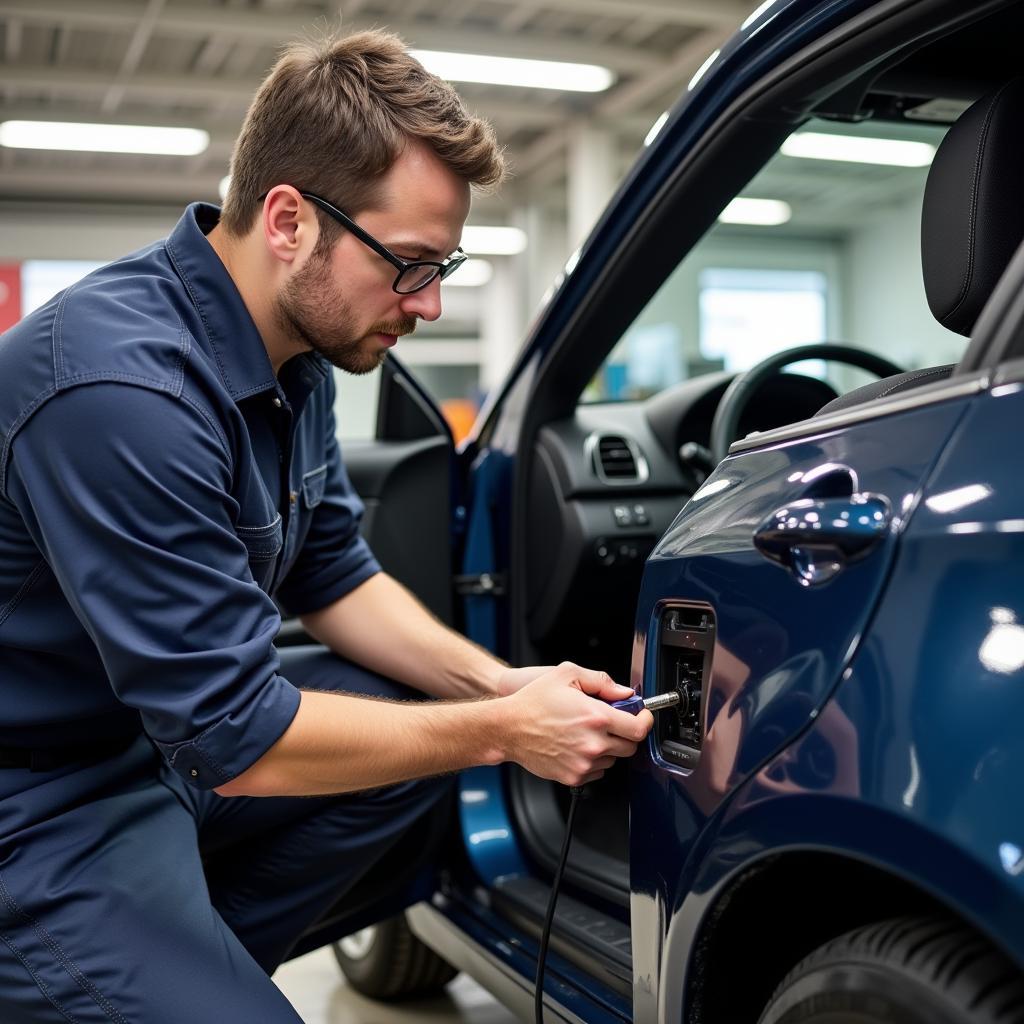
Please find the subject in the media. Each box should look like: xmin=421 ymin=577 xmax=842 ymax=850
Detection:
xmin=309 ymin=1 xmax=1024 ymax=1021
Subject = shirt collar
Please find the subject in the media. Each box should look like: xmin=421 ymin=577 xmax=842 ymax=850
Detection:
xmin=165 ymin=202 xmax=280 ymax=401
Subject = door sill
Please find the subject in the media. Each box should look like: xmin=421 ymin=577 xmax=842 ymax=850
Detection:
xmin=491 ymin=875 xmax=632 ymax=998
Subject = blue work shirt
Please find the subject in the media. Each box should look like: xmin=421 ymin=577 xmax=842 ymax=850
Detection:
xmin=0 ymin=203 xmax=381 ymax=789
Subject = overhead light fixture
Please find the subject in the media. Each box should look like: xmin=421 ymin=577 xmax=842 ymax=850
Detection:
xmin=410 ymin=49 xmax=614 ymax=92
xmin=462 ymin=225 xmax=527 ymax=255
xmin=718 ymin=197 xmax=792 ymax=226
xmin=0 ymin=120 xmax=209 ymax=156
xmin=781 ymin=131 xmax=936 ymax=167
xmin=445 ymin=258 xmax=493 ymax=287
xmin=218 ymin=175 xmax=231 ymax=201
xmin=645 ymin=111 xmax=669 ymax=147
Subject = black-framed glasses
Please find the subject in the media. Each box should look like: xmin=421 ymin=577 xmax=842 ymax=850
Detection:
xmin=300 ymin=192 xmax=467 ymax=294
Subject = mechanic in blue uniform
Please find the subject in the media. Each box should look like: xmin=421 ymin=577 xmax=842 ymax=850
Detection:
xmin=0 ymin=29 xmax=652 ymax=1022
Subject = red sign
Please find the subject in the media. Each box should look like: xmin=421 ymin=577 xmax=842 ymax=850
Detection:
xmin=0 ymin=265 xmax=21 ymax=332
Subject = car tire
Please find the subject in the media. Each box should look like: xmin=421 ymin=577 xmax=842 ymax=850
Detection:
xmin=758 ymin=916 xmax=1024 ymax=1024
xmin=331 ymin=913 xmax=459 ymax=1000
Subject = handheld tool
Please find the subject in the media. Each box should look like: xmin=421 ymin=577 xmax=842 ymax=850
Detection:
xmin=609 ymin=690 xmax=681 ymax=716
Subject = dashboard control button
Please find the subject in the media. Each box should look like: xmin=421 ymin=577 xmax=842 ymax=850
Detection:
xmin=612 ymin=504 xmax=633 ymax=527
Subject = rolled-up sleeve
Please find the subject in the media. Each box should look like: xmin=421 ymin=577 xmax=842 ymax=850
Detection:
xmin=275 ymin=386 xmax=381 ymax=617
xmin=7 ymin=383 xmax=301 ymax=789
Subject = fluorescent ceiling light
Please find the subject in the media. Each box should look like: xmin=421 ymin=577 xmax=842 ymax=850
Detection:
xmin=645 ymin=111 xmax=669 ymax=147
xmin=781 ymin=131 xmax=936 ymax=167
xmin=411 ymin=49 xmax=614 ymax=92
xmin=218 ymin=175 xmax=231 ymax=201
xmin=445 ymin=258 xmax=493 ymax=287
xmin=462 ymin=225 xmax=527 ymax=255
xmin=718 ymin=197 xmax=791 ymax=226
xmin=0 ymin=120 xmax=209 ymax=156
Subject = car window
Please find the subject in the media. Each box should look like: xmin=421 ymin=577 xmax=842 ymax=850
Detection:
xmin=583 ymin=117 xmax=966 ymax=403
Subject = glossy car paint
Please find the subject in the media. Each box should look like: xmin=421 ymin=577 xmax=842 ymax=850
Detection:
xmin=628 ymin=391 xmax=973 ymax=1019
xmin=654 ymin=381 xmax=1024 ymax=1017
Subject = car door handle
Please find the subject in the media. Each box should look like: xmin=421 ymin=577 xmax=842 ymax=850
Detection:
xmin=753 ymin=494 xmax=892 ymax=586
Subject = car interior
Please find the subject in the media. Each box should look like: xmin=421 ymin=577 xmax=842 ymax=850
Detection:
xmin=475 ymin=0 xmax=1024 ymax=993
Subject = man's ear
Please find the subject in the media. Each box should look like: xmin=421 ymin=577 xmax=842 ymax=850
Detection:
xmin=262 ymin=186 xmax=315 ymax=265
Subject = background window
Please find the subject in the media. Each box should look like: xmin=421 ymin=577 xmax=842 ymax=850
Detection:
xmin=698 ymin=268 xmax=828 ymax=376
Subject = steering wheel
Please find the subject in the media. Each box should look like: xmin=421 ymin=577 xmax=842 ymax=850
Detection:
xmin=708 ymin=343 xmax=905 ymax=464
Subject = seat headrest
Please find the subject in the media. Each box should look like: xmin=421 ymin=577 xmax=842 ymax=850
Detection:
xmin=922 ymin=78 xmax=1024 ymax=337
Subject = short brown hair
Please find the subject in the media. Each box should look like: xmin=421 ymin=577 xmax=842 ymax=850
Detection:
xmin=220 ymin=29 xmax=506 ymax=238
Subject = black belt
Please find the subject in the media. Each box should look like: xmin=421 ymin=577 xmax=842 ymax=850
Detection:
xmin=0 ymin=736 xmax=138 ymax=772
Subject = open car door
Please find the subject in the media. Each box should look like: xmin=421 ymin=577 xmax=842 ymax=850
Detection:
xmin=277 ymin=354 xmax=458 ymax=645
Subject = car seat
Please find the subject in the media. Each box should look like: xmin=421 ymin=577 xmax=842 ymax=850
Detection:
xmin=818 ymin=77 xmax=1024 ymax=414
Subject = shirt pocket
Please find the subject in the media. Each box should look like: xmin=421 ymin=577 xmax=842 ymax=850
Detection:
xmin=301 ymin=464 xmax=328 ymax=509
xmin=236 ymin=515 xmax=284 ymax=591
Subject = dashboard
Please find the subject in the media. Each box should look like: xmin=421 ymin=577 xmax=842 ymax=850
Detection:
xmin=524 ymin=372 xmax=838 ymax=680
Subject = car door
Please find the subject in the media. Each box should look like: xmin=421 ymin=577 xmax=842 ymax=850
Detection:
xmin=626 ymin=383 xmax=978 ymax=1009
xmin=341 ymin=355 xmax=459 ymax=625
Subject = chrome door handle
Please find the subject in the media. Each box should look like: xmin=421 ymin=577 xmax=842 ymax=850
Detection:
xmin=753 ymin=494 xmax=892 ymax=586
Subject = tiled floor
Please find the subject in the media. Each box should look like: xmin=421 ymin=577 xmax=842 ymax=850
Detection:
xmin=272 ymin=946 xmax=521 ymax=1024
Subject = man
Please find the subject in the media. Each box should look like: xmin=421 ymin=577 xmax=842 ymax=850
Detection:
xmin=0 ymin=29 xmax=652 ymax=1021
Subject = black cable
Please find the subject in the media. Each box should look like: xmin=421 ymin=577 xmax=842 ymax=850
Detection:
xmin=534 ymin=785 xmax=584 ymax=1024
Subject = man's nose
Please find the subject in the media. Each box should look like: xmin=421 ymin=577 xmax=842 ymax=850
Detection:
xmin=400 ymin=277 xmax=443 ymax=322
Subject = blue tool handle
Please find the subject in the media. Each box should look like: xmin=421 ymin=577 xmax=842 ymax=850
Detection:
xmin=610 ymin=694 xmax=645 ymax=715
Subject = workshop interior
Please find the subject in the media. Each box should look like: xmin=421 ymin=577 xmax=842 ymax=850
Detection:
xmin=2 ymin=1 xmax=1024 ymax=1023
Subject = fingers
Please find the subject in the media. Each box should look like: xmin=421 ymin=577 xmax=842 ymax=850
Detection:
xmin=603 ymin=738 xmax=639 ymax=759
xmin=607 ymin=707 xmax=654 ymax=742
xmin=556 ymin=661 xmax=633 ymax=701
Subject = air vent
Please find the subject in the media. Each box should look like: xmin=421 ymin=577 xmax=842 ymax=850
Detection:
xmin=587 ymin=433 xmax=649 ymax=484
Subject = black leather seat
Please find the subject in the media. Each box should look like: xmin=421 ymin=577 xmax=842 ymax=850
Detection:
xmin=818 ymin=77 xmax=1024 ymax=415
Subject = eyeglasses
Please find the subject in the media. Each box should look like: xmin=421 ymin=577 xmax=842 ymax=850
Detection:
xmin=300 ymin=192 xmax=467 ymax=294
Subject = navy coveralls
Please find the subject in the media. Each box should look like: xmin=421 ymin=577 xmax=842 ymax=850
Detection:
xmin=0 ymin=204 xmax=451 ymax=1021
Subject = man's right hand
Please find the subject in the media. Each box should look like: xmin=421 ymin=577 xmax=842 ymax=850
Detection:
xmin=216 ymin=660 xmax=653 ymax=799
xmin=499 ymin=662 xmax=654 ymax=787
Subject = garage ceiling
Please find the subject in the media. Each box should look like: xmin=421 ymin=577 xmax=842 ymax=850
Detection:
xmin=0 ymin=0 xmax=754 ymax=215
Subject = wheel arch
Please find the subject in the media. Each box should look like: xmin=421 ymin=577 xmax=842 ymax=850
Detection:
xmin=664 ymin=802 xmax=1024 ymax=1024
xmin=681 ymin=850 xmax=944 ymax=1023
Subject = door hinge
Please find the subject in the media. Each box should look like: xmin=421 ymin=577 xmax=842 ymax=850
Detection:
xmin=454 ymin=572 xmax=507 ymax=597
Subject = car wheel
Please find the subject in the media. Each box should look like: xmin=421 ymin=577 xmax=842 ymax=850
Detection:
xmin=758 ymin=916 xmax=1024 ymax=1024
xmin=331 ymin=912 xmax=458 ymax=1000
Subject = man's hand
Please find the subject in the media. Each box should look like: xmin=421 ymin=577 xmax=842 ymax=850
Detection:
xmin=499 ymin=662 xmax=654 ymax=787
xmin=495 ymin=664 xmax=555 ymax=696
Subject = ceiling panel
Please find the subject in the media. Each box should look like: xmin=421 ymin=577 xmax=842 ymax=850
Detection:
xmin=0 ymin=0 xmax=752 ymax=214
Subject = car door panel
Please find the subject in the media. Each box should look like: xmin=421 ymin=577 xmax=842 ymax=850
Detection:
xmin=628 ymin=394 xmax=974 ymax=1020
xmin=345 ymin=435 xmax=453 ymax=624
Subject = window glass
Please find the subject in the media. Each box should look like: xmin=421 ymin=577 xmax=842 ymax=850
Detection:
xmin=584 ymin=117 xmax=965 ymax=404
